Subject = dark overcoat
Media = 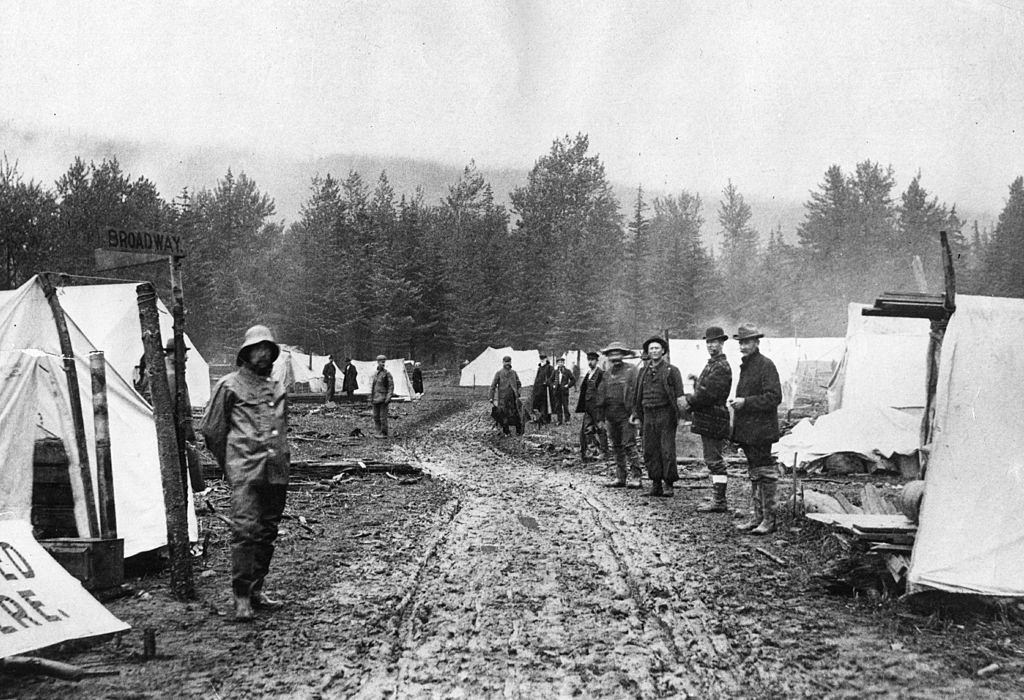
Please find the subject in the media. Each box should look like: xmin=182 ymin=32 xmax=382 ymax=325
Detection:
xmin=732 ymin=350 xmax=781 ymax=445
xmin=688 ymin=353 xmax=732 ymax=438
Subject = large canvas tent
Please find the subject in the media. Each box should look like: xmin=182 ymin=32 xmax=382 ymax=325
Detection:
xmin=273 ymin=347 xmax=416 ymax=399
xmin=908 ymin=295 xmax=1024 ymax=596
xmin=0 ymin=276 xmax=198 ymax=557
xmin=827 ymin=303 xmax=931 ymax=412
xmin=460 ymin=347 xmax=541 ymax=389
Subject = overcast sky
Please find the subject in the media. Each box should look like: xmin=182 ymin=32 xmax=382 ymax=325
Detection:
xmin=2 ymin=0 xmax=1022 ymax=216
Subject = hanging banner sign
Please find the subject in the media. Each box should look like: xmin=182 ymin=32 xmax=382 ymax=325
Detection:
xmin=0 ymin=520 xmax=129 ymax=659
xmin=101 ymin=225 xmax=187 ymax=257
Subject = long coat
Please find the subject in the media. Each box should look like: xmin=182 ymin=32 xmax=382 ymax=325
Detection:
xmin=575 ymin=367 xmax=604 ymax=418
xmin=341 ymin=364 xmax=358 ymax=393
xmin=732 ymin=349 xmax=781 ymax=445
xmin=687 ymin=353 xmax=732 ymax=438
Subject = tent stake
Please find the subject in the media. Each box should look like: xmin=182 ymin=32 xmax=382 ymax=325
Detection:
xmin=89 ymin=351 xmax=118 ymax=540
xmin=137 ymin=282 xmax=195 ymax=600
xmin=40 ymin=273 xmax=99 ymax=539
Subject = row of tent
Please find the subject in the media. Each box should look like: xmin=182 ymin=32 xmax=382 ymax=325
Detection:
xmin=271 ymin=346 xmax=416 ymax=399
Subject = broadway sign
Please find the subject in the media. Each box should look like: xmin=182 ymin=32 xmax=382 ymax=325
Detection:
xmin=0 ymin=520 xmax=129 ymax=658
xmin=101 ymin=225 xmax=187 ymax=257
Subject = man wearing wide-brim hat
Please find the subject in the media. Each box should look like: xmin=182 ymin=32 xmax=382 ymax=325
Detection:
xmin=727 ymin=324 xmax=783 ymax=535
xmin=681 ymin=326 xmax=733 ymax=514
xmin=201 ymin=325 xmax=290 ymax=621
xmin=630 ymin=336 xmax=686 ymax=497
xmin=598 ymin=342 xmax=643 ymax=488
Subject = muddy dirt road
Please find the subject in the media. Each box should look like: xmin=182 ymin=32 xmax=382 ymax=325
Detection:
xmin=3 ymin=387 xmax=1021 ymax=698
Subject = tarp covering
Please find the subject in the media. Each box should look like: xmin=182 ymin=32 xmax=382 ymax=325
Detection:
xmin=273 ymin=347 xmax=416 ymax=399
xmin=459 ymin=347 xmax=541 ymax=389
xmin=0 ymin=519 xmax=130 ymax=659
xmin=669 ymin=337 xmax=844 ymax=409
xmin=908 ymin=295 xmax=1024 ymax=596
xmin=0 ymin=276 xmax=198 ymax=557
xmin=773 ymin=406 xmax=922 ymax=467
xmin=827 ymin=304 xmax=931 ymax=412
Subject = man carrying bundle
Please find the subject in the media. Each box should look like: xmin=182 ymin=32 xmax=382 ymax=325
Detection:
xmin=490 ymin=355 xmax=524 ymax=436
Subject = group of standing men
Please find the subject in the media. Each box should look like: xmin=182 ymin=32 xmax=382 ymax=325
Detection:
xmin=489 ymin=324 xmax=783 ymax=535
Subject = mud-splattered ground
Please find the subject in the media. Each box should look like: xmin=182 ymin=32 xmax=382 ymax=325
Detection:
xmin=3 ymin=386 xmax=1023 ymax=698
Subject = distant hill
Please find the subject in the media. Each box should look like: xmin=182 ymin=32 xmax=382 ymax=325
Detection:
xmin=2 ymin=125 xmax=996 ymax=253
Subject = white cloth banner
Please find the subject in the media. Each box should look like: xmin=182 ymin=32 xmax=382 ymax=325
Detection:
xmin=0 ymin=520 xmax=130 ymax=658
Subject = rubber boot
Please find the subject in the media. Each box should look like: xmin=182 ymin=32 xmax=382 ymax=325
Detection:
xmin=751 ymin=481 xmax=777 ymax=535
xmin=697 ymin=482 xmax=728 ymax=513
xmin=735 ymin=482 xmax=763 ymax=531
xmin=233 ymin=594 xmax=255 ymax=622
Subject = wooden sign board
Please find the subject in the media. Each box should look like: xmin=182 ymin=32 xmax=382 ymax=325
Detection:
xmin=101 ymin=225 xmax=186 ymax=257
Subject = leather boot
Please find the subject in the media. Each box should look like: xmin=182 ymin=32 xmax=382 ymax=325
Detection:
xmin=604 ymin=464 xmax=627 ymax=487
xmin=647 ymin=480 xmax=663 ymax=497
xmin=751 ymin=481 xmax=777 ymax=535
xmin=252 ymin=590 xmax=284 ymax=610
xmin=697 ymin=481 xmax=728 ymax=513
xmin=233 ymin=594 xmax=255 ymax=622
xmin=662 ymin=482 xmax=675 ymax=497
xmin=627 ymin=472 xmax=643 ymax=489
xmin=735 ymin=482 xmax=763 ymax=531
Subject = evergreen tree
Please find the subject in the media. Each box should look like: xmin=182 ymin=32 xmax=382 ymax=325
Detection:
xmin=619 ymin=185 xmax=651 ymax=344
xmin=982 ymin=176 xmax=1024 ymax=298
xmin=895 ymin=172 xmax=964 ymax=291
xmin=718 ymin=180 xmax=760 ymax=323
xmin=0 ymin=156 xmax=58 ymax=289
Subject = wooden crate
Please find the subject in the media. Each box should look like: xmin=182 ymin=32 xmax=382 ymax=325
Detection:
xmin=39 ymin=538 xmax=125 ymax=591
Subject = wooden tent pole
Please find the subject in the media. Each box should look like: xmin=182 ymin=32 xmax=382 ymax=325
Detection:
xmin=168 ymin=255 xmax=192 ymax=494
xmin=89 ymin=351 xmax=118 ymax=540
xmin=40 ymin=274 xmax=99 ymax=539
xmin=137 ymin=282 xmax=195 ymax=600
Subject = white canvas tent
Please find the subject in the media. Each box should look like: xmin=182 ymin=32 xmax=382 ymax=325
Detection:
xmin=460 ymin=347 xmax=541 ymax=389
xmin=273 ymin=347 xmax=416 ymax=399
xmin=0 ymin=276 xmax=198 ymax=557
xmin=669 ymin=337 xmax=844 ymax=409
xmin=827 ymin=303 xmax=931 ymax=411
xmin=908 ymin=295 xmax=1024 ymax=596
xmin=39 ymin=283 xmax=211 ymax=408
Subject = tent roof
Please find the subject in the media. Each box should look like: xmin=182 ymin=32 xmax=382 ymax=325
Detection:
xmin=460 ymin=347 xmax=540 ymax=388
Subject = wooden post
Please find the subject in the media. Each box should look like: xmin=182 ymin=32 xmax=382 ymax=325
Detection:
xmin=137 ymin=282 xmax=194 ymax=600
xmin=39 ymin=274 xmax=99 ymax=539
xmin=920 ymin=231 xmax=957 ymax=476
xmin=168 ymin=255 xmax=192 ymax=494
xmin=89 ymin=351 xmax=117 ymax=540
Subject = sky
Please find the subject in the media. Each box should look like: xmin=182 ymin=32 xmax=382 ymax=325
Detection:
xmin=2 ymin=0 xmax=1023 ymax=221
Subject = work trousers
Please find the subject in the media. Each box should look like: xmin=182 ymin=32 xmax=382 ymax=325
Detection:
xmin=605 ymin=411 xmax=642 ymax=478
xmin=642 ymin=405 xmax=678 ymax=485
xmin=579 ymin=410 xmax=608 ymax=457
xmin=231 ymin=480 xmax=287 ymax=597
xmin=324 ymin=380 xmax=335 ymax=403
xmin=552 ymin=389 xmax=571 ymax=424
xmin=531 ymin=387 xmax=551 ymax=423
xmin=701 ymin=435 xmax=727 ymax=475
xmin=373 ymin=402 xmax=389 ymax=435
xmin=739 ymin=442 xmax=778 ymax=483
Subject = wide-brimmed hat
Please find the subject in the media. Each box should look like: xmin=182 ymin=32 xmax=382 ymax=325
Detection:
xmin=643 ymin=336 xmax=669 ymax=352
xmin=600 ymin=341 xmax=634 ymax=357
xmin=585 ymin=351 xmax=600 ymax=360
xmin=702 ymin=326 xmax=728 ymax=342
xmin=733 ymin=324 xmax=764 ymax=341
xmin=236 ymin=325 xmax=279 ymax=365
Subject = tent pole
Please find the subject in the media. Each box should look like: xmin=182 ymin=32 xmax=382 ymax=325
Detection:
xmin=168 ymin=255 xmax=193 ymax=495
xmin=89 ymin=351 xmax=118 ymax=540
xmin=137 ymin=282 xmax=195 ymax=600
xmin=40 ymin=273 xmax=100 ymax=539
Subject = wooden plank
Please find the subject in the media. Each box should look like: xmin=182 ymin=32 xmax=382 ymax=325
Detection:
xmin=805 ymin=513 xmax=917 ymax=533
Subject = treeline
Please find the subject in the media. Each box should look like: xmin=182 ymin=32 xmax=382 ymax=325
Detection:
xmin=2 ymin=135 xmax=1023 ymax=363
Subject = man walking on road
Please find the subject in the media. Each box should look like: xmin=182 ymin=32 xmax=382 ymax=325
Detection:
xmin=631 ymin=336 xmax=686 ymax=497
xmin=599 ymin=342 xmax=643 ymax=488
xmin=576 ymin=351 xmax=608 ymax=462
xmin=490 ymin=355 xmax=524 ymax=436
xmin=729 ymin=325 xmax=783 ymax=535
xmin=371 ymin=354 xmax=395 ymax=437
xmin=682 ymin=327 xmax=733 ymax=514
xmin=532 ymin=354 xmax=553 ymax=424
xmin=201 ymin=325 xmax=290 ymax=622
xmin=550 ymin=356 xmax=576 ymax=425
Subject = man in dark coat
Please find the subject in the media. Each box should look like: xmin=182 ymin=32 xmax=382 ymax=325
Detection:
xmin=322 ymin=355 xmax=337 ymax=403
xmin=682 ymin=327 xmax=733 ymax=513
xmin=549 ymin=357 xmax=576 ymax=425
xmin=411 ymin=362 xmax=424 ymax=394
xmin=728 ymin=324 xmax=782 ymax=535
xmin=370 ymin=355 xmax=394 ymax=437
xmin=575 ymin=351 xmax=608 ymax=462
xmin=630 ymin=336 xmax=686 ymax=497
xmin=490 ymin=355 xmax=523 ymax=436
xmin=532 ymin=355 xmax=554 ymax=424
xmin=341 ymin=358 xmax=358 ymax=398
xmin=599 ymin=342 xmax=643 ymax=488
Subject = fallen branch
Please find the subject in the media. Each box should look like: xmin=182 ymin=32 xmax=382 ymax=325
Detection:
xmin=0 ymin=656 xmax=86 ymax=680
xmin=753 ymin=547 xmax=788 ymax=566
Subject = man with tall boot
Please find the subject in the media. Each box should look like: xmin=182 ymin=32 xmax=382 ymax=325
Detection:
xmin=682 ymin=327 xmax=733 ymax=514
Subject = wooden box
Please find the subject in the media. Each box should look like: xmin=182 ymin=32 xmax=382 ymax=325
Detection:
xmin=40 ymin=537 xmax=125 ymax=591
